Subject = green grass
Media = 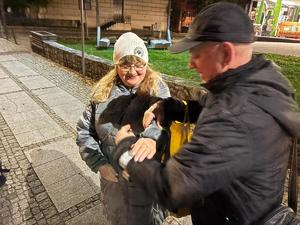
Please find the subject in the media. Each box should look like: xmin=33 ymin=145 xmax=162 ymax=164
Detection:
xmin=60 ymin=40 xmax=200 ymax=82
xmin=60 ymin=40 xmax=300 ymax=104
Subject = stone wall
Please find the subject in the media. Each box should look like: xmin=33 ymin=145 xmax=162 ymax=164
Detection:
xmin=30 ymin=34 xmax=204 ymax=100
xmin=38 ymin=0 xmax=168 ymax=31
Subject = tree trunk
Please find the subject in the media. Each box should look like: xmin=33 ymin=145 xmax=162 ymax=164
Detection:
xmin=0 ymin=0 xmax=8 ymax=39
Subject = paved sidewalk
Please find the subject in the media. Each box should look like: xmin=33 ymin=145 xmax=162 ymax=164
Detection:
xmin=0 ymin=38 xmax=193 ymax=225
xmin=0 ymin=38 xmax=108 ymax=225
xmin=252 ymin=41 xmax=300 ymax=57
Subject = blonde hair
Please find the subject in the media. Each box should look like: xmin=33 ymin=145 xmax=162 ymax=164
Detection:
xmin=91 ymin=55 xmax=162 ymax=103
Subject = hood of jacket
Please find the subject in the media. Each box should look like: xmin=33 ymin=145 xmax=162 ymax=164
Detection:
xmin=203 ymin=55 xmax=300 ymax=137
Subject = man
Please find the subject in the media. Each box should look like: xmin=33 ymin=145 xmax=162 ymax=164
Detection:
xmin=114 ymin=2 xmax=300 ymax=225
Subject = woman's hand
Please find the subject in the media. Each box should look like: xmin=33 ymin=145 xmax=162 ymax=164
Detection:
xmin=99 ymin=164 xmax=118 ymax=182
xmin=143 ymin=110 xmax=156 ymax=129
xmin=130 ymin=138 xmax=156 ymax=162
xmin=115 ymin=124 xmax=135 ymax=145
xmin=143 ymin=101 xmax=164 ymax=129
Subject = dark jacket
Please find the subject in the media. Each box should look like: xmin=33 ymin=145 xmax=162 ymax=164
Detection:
xmin=120 ymin=55 xmax=300 ymax=225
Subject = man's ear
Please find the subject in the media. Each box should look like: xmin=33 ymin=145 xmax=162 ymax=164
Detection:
xmin=221 ymin=42 xmax=235 ymax=68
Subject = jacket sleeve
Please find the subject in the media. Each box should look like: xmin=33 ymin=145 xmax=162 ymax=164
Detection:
xmin=127 ymin=111 xmax=252 ymax=210
xmin=140 ymin=121 xmax=162 ymax=140
xmin=76 ymin=103 xmax=109 ymax=173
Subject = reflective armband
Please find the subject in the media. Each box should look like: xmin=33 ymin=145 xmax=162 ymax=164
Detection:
xmin=119 ymin=151 xmax=133 ymax=169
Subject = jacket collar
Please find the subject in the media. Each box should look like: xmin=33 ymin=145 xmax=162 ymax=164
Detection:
xmin=202 ymin=54 xmax=269 ymax=94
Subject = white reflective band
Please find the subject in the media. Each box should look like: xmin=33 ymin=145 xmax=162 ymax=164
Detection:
xmin=119 ymin=151 xmax=133 ymax=169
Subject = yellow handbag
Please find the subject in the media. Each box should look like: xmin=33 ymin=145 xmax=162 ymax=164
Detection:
xmin=169 ymin=100 xmax=193 ymax=157
xmin=168 ymin=100 xmax=193 ymax=218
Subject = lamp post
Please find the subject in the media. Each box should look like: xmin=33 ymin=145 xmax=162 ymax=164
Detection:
xmin=96 ymin=0 xmax=100 ymax=47
xmin=166 ymin=0 xmax=172 ymax=43
xmin=80 ymin=0 xmax=85 ymax=76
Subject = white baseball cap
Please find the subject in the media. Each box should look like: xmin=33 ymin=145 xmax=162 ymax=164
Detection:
xmin=113 ymin=32 xmax=148 ymax=64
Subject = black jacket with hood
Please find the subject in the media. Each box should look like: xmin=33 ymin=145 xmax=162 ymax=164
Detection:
xmin=115 ymin=55 xmax=300 ymax=225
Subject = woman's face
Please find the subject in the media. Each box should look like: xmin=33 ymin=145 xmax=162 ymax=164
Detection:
xmin=117 ymin=61 xmax=147 ymax=88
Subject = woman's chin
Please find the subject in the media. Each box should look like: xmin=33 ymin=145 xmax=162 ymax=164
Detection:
xmin=125 ymin=79 xmax=140 ymax=87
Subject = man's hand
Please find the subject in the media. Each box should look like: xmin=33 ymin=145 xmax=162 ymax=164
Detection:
xmin=130 ymin=138 xmax=156 ymax=162
xmin=99 ymin=164 xmax=118 ymax=182
xmin=115 ymin=124 xmax=135 ymax=145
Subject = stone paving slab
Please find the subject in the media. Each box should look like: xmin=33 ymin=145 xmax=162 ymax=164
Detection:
xmin=0 ymin=67 xmax=9 ymax=78
xmin=26 ymin=138 xmax=101 ymax=212
xmin=65 ymin=205 xmax=107 ymax=225
xmin=1 ymin=61 xmax=39 ymax=77
xmin=33 ymin=87 xmax=85 ymax=129
xmin=0 ymin=92 xmax=65 ymax=147
xmin=0 ymin=78 xmax=22 ymax=94
xmin=51 ymin=104 xmax=84 ymax=129
xmin=13 ymin=53 xmax=92 ymax=105
xmin=8 ymin=115 xmax=60 ymax=134
xmin=0 ymin=55 xmax=16 ymax=62
xmin=47 ymin=174 xmax=96 ymax=212
xmin=26 ymin=138 xmax=79 ymax=166
xmin=34 ymin=156 xmax=77 ymax=187
xmin=0 ymin=39 xmax=27 ymax=53
xmin=79 ymin=170 xmax=101 ymax=194
xmin=19 ymin=76 xmax=56 ymax=90
xmin=67 ymin=152 xmax=93 ymax=175
xmin=3 ymin=109 xmax=48 ymax=124
xmin=33 ymin=87 xmax=84 ymax=107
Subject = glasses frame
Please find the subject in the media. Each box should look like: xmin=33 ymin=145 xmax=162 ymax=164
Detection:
xmin=117 ymin=63 xmax=147 ymax=73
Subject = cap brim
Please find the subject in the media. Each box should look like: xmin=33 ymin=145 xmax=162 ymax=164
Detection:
xmin=168 ymin=38 xmax=202 ymax=53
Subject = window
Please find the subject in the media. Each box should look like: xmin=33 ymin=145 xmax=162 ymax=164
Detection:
xmin=78 ymin=0 xmax=92 ymax=10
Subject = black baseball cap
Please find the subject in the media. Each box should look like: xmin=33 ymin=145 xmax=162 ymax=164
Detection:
xmin=169 ymin=2 xmax=255 ymax=53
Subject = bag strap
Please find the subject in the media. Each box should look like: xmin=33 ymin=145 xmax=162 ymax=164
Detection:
xmin=181 ymin=100 xmax=191 ymax=144
xmin=182 ymin=100 xmax=189 ymax=124
xmin=288 ymin=136 xmax=298 ymax=213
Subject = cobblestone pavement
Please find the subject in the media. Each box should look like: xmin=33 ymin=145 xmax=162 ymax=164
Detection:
xmin=0 ymin=38 xmax=193 ymax=225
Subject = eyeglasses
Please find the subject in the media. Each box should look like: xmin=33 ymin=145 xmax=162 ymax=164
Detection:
xmin=118 ymin=64 xmax=146 ymax=72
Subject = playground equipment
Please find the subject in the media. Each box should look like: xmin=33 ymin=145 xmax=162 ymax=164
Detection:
xmin=278 ymin=21 xmax=300 ymax=38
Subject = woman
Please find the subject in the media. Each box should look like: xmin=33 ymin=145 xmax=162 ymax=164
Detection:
xmin=76 ymin=32 xmax=170 ymax=225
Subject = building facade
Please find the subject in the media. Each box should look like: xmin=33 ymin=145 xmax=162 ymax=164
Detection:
xmin=37 ymin=0 xmax=169 ymax=31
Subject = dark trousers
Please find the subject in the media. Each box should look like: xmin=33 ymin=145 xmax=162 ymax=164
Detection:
xmin=100 ymin=176 xmax=154 ymax=225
